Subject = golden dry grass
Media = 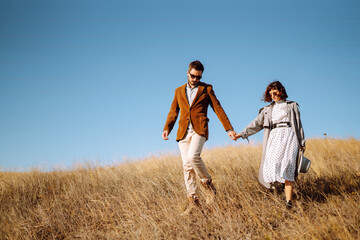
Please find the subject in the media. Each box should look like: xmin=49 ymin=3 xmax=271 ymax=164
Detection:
xmin=0 ymin=138 xmax=359 ymax=239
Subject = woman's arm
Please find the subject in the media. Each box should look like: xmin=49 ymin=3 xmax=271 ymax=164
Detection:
xmin=237 ymin=108 xmax=265 ymax=139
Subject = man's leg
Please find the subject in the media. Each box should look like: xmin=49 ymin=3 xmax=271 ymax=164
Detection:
xmin=187 ymin=132 xmax=217 ymax=204
xmin=178 ymin=131 xmax=198 ymax=197
xmin=187 ymin=132 xmax=210 ymax=182
xmin=178 ymin=131 xmax=202 ymax=215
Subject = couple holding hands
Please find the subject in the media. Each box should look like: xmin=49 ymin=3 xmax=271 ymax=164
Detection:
xmin=162 ymin=60 xmax=305 ymax=215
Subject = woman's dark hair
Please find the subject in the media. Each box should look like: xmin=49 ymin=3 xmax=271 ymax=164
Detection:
xmin=262 ymin=80 xmax=288 ymax=102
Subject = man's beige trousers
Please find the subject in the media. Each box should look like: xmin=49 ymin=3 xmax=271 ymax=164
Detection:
xmin=178 ymin=130 xmax=211 ymax=197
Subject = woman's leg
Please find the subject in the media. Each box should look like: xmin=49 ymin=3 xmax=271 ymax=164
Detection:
xmin=284 ymin=180 xmax=294 ymax=202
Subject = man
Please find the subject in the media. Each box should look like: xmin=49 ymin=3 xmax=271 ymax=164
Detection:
xmin=162 ymin=60 xmax=236 ymax=215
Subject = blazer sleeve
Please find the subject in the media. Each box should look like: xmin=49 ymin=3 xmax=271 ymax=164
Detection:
xmin=239 ymin=108 xmax=265 ymax=138
xmin=207 ymin=85 xmax=233 ymax=131
xmin=294 ymin=103 xmax=306 ymax=147
xmin=163 ymin=90 xmax=180 ymax=134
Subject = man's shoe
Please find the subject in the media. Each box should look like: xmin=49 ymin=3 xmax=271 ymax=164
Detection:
xmin=201 ymin=179 xmax=217 ymax=205
xmin=180 ymin=195 xmax=200 ymax=216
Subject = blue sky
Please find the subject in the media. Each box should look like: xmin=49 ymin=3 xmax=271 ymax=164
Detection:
xmin=1 ymin=0 xmax=359 ymax=171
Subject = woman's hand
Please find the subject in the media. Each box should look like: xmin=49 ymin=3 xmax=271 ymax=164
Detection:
xmin=301 ymin=146 xmax=306 ymax=152
xmin=234 ymin=133 xmax=242 ymax=140
xmin=227 ymin=130 xmax=236 ymax=140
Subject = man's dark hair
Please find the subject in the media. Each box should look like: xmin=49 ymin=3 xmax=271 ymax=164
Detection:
xmin=188 ymin=60 xmax=204 ymax=73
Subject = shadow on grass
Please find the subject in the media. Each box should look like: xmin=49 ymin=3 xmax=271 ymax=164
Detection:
xmin=296 ymin=172 xmax=360 ymax=203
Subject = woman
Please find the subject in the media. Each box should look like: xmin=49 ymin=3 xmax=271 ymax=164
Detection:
xmin=235 ymin=81 xmax=305 ymax=208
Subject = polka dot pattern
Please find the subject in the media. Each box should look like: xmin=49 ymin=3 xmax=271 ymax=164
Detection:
xmin=263 ymin=101 xmax=299 ymax=183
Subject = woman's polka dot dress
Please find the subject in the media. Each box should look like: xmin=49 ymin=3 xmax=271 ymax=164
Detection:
xmin=263 ymin=101 xmax=299 ymax=183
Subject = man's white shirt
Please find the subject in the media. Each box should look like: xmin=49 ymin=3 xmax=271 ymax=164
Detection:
xmin=186 ymin=83 xmax=198 ymax=131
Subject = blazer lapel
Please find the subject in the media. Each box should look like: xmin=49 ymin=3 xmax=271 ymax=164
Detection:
xmin=180 ymin=83 xmax=189 ymax=106
xmin=190 ymin=83 xmax=205 ymax=108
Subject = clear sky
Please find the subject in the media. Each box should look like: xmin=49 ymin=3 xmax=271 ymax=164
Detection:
xmin=1 ymin=0 xmax=359 ymax=171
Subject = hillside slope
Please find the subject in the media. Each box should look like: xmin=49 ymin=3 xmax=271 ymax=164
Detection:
xmin=1 ymin=138 xmax=359 ymax=239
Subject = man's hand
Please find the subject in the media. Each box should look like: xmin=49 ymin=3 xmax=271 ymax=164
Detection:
xmin=162 ymin=130 xmax=169 ymax=140
xmin=227 ymin=130 xmax=236 ymax=141
xmin=234 ymin=133 xmax=242 ymax=140
xmin=301 ymin=146 xmax=306 ymax=153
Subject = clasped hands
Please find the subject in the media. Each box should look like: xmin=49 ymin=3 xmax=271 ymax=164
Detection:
xmin=162 ymin=129 xmax=243 ymax=141
xmin=227 ymin=130 xmax=242 ymax=141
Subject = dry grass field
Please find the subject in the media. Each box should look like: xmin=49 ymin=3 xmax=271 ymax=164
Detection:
xmin=1 ymin=138 xmax=359 ymax=240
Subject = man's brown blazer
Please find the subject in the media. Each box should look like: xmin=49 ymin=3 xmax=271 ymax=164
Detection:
xmin=163 ymin=82 xmax=233 ymax=141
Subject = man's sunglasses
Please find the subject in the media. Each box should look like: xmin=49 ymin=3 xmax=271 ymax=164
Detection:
xmin=189 ymin=73 xmax=202 ymax=80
